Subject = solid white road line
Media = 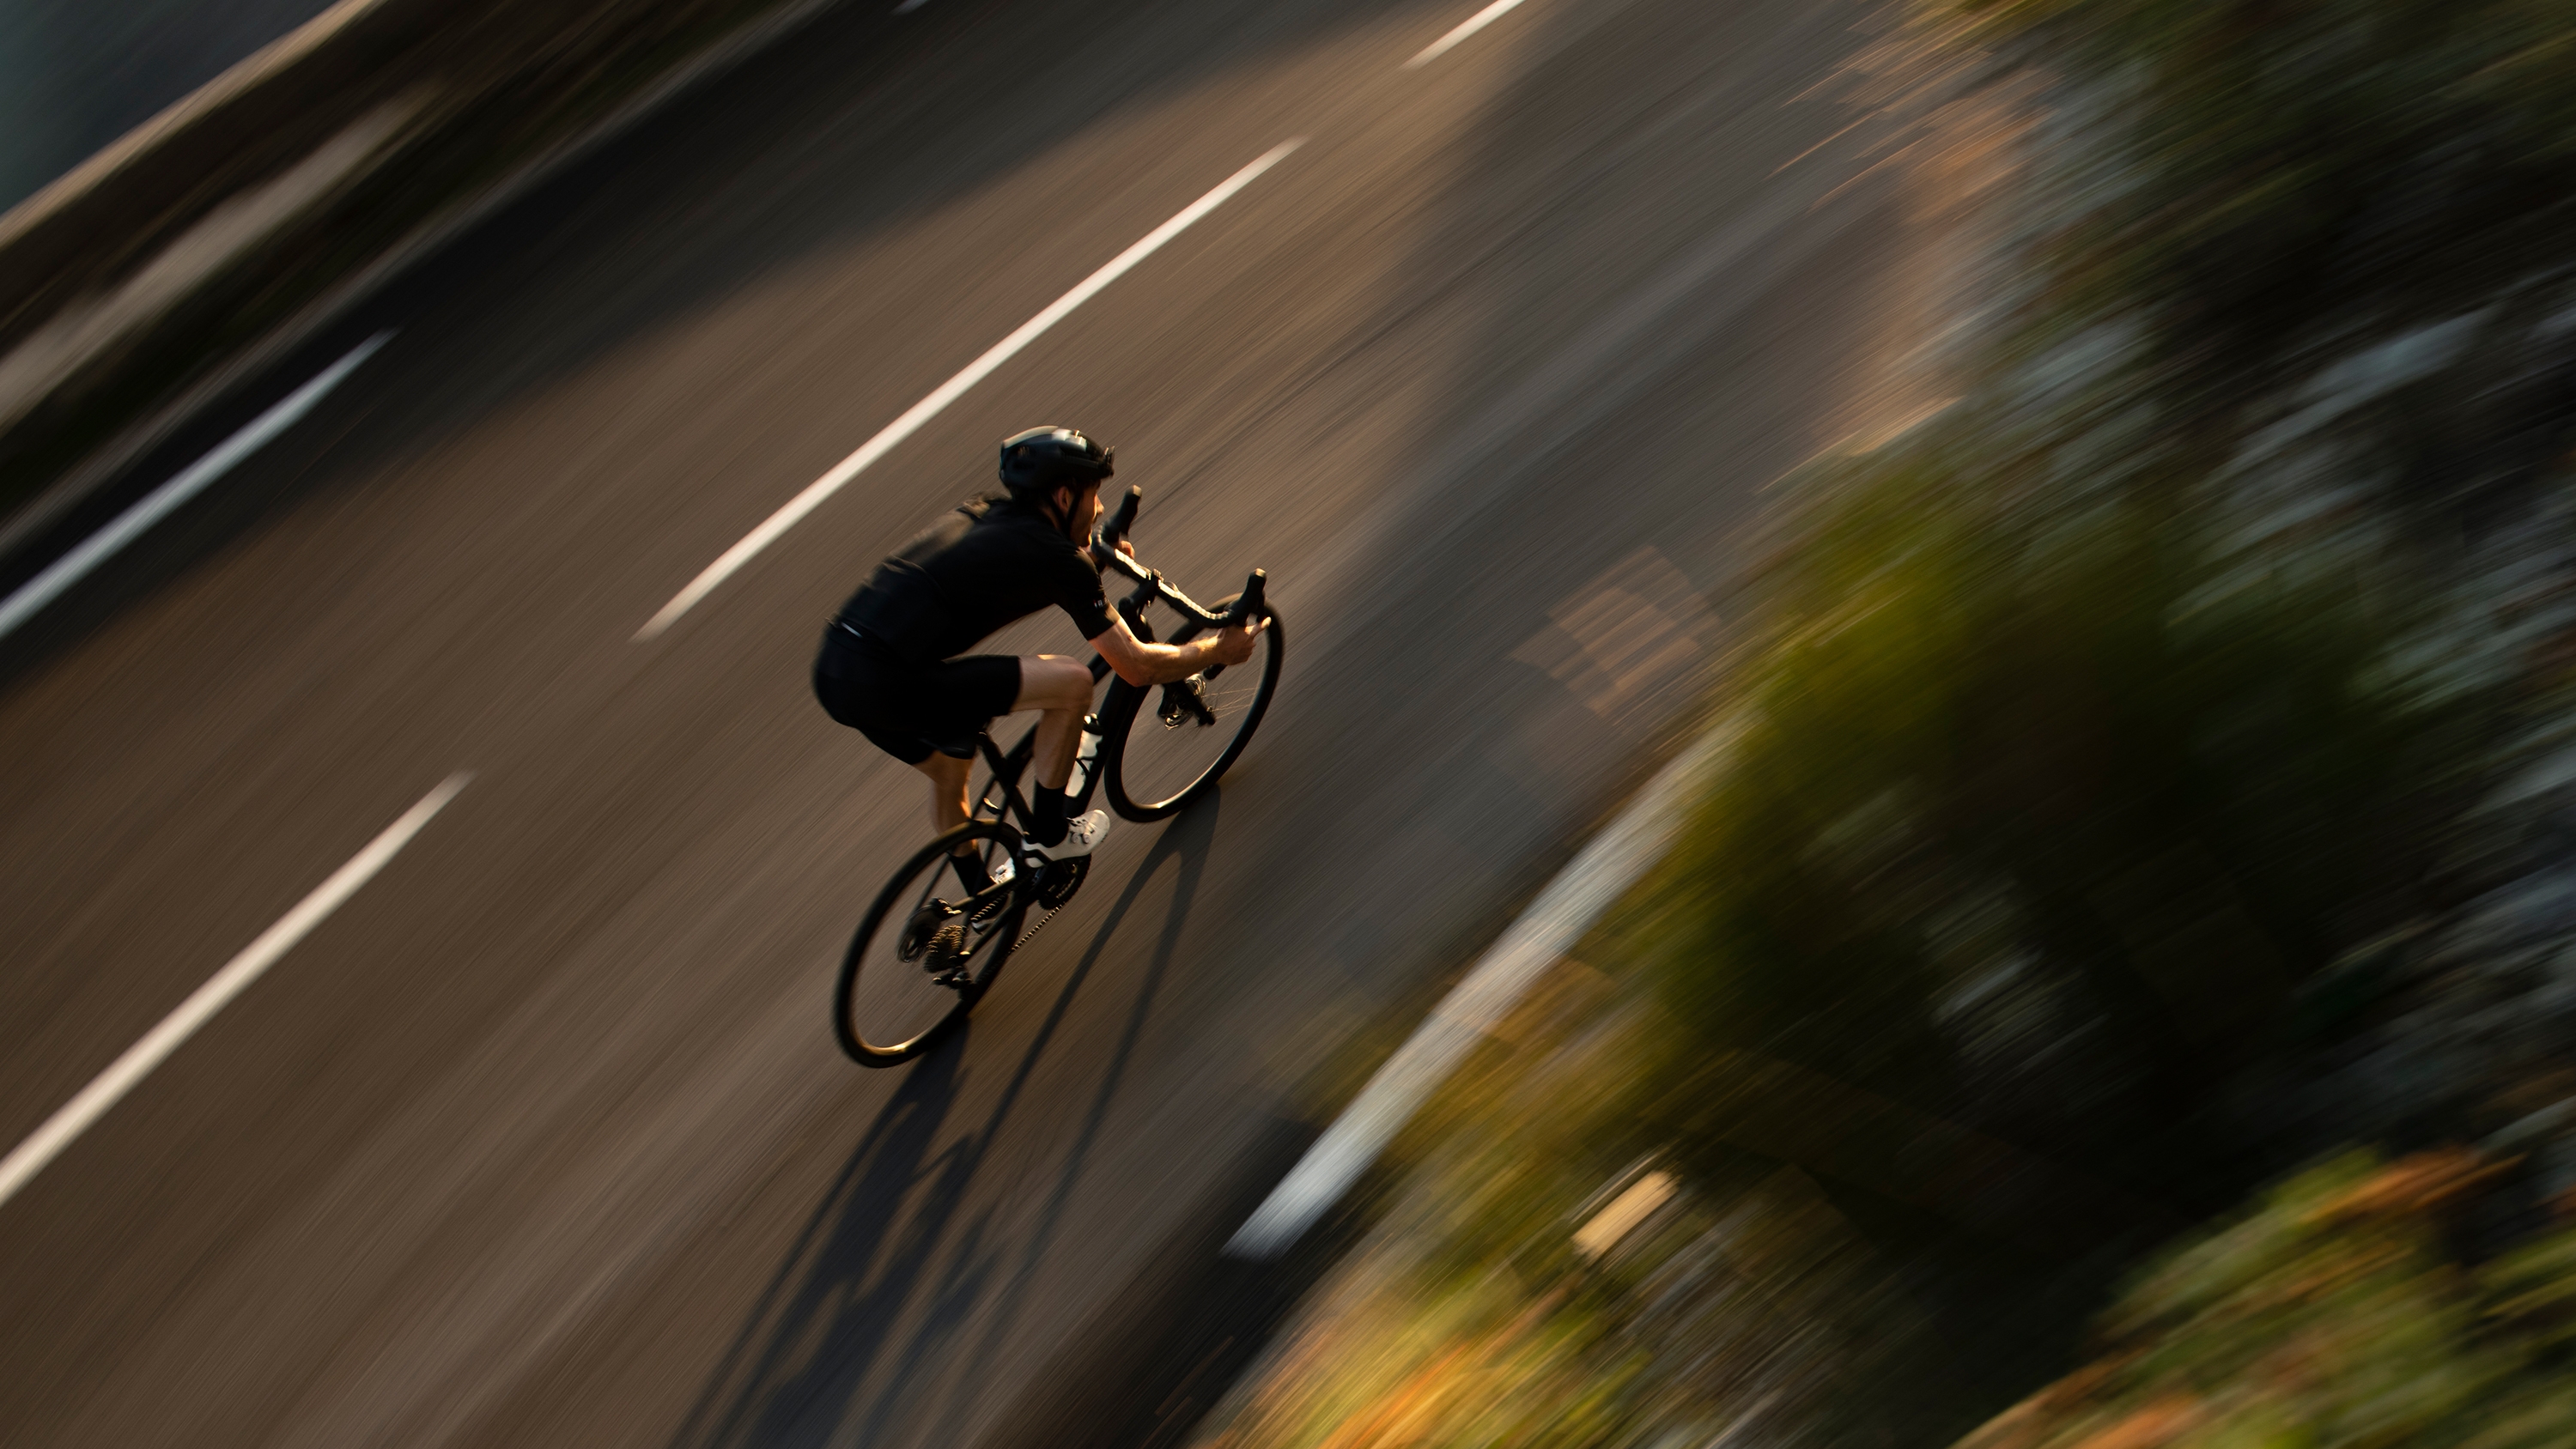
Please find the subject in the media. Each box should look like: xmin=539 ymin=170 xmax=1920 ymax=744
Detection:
xmin=633 ymin=138 xmax=1307 ymax=641
xmin=0 ymin=331 xmax=393 ymax=644
xmin=1224 ymin=730 xmax=1729 ymax=1260
xmin=1405 ymin=0 xmax=1536 ymax=69
xmin=0 ymin=772 xmax=471 ymax=1212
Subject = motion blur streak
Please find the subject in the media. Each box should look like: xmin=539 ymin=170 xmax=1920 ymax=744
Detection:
xmin=1194 ymin=0 xmax=2576 ymax=1445
xmin=0 ymin=0 xmax=1958 ymax=1444
xmin=0 ymin=331 xmax=389 ymax=642
xmin=632 ymin=138 xmax=1304 ymax=641
xmin=1405 ymin=0 xmax=1536 ymax=69
xmin=0 ymin=773 xmax=466 ymax=1210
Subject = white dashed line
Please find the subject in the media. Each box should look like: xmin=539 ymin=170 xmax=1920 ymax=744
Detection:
xmin=0 ymin=331 xmax=392 ymax=644
xmin=0 ymin=772 xmax=470 ymax=1212
xmin=1405 ymin=0 xmax=1536 ymax=69
xmin=633 ymin=138 xmax=1306 ymax=641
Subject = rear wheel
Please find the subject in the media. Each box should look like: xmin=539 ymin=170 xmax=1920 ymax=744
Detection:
xmin=835 ymin=821 xmax=1030 ymax=1066
xmin=1101 ymin=597 xmax=1283 ymax=822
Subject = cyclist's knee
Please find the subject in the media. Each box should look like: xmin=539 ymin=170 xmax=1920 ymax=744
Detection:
xmin=1014 ymin=654 xmax=1092 ymax=710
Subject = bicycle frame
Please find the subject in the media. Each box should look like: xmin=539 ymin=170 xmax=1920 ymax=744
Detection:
xmin=970 ymin=518 xmax=1244 ymax=837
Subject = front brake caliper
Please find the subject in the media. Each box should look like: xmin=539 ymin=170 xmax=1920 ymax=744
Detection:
xmin=1158 ymin=676 xmax=1216 ymax=728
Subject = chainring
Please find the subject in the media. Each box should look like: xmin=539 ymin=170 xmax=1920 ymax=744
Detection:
xmin=1036 ymin=856 xmax=1089 ymax=909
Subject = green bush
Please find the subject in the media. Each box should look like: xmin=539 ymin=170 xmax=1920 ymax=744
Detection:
xmin=1950 ymin=0 xmax=2576 ymax=421
xmin=1631 ymin=438 xmax=2449 ymax=1169
xmin=1618 ymin=0 xmax=2576 ymax=1179
xmin=1955 ymin=1149 xmax=2576 ymax=1449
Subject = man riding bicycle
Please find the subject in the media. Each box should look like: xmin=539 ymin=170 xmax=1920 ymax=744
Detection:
xmin=813 ymin=426 xmax=1263 ymax=882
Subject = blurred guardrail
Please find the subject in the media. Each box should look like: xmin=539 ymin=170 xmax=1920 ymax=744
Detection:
xmin=0 ymin=0 xmax=841 ymax=566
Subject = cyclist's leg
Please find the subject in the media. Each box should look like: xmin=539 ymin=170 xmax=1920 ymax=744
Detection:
xmin=817 ymin=631 xmax=963 ymax=815
xmin=910 ymin=751 xmax=994 ymax=894
xmin=817 ymin=632 xmax=1014 ymax=887
xmin=889 ymin=652 xmax=1023 ymax=832
xmin=1012 ymin=654 xmax=1096 ymax=791
xmin=914 ymin=750 xmax=973 ymax=834
xmin=1005 ymin=654 xmax=1095 ymax=847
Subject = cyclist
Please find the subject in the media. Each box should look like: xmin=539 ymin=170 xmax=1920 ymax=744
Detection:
xmin=814 ymin=426 xmax=1263 ymax=882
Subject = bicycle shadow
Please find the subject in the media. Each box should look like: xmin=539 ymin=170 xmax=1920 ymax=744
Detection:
xmin=666 ymin=791 xmax=1224 ymax=1449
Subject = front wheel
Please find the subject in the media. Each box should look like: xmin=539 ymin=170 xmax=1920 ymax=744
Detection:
xmin=835 ymin=820 xmax=1030 ymax=1066
xmin=1100 ymin=598 xmax=1284 ymax=822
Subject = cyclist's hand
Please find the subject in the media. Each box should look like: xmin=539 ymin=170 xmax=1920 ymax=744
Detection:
xmin=1115 ymin=538 xmax=1136 ymax=559
xmin=1211 ymin=619 xmax=1261 ymax=665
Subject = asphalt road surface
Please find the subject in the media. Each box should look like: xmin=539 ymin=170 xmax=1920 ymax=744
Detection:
xmin=0 ymin=0 xmax=1965 ymax=1444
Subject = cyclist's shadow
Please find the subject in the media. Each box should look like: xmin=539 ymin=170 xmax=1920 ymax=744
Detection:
xmin=667 ymin=791 xmax=1225 ymax=1449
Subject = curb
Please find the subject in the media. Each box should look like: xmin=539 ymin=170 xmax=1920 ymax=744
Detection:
xmin=1225 ymin=729 xmax=1732 ymax=1260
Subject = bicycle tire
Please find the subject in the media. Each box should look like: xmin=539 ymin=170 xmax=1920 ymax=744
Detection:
xmin=835 ymin=820 xmax=1030 ymax=1066
xmin=1100 ymin=597 xmax=1283 ymax=822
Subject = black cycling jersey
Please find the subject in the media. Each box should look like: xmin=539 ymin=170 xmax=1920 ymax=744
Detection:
xmin=834 ymin=494 xmax=1115 ymax=664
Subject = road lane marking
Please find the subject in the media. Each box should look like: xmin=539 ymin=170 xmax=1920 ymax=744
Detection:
xmin=1224 ymin=731 xmax=1729 ymax=1259
xmin=1405 ymin=0 xmax=1536 ymax=69
xmin=0 ymin=332 xmax=392 ymax=644
xmin=0 ymin=772 xmax=470 ymax=1211
xmin=633 ymin=138 xmax=1307 ymax=641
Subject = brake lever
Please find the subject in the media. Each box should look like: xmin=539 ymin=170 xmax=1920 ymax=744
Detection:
xmin=1091 ymin=485 xmax=1143 ymax=567
xmin=1203 ymin=569 xmax=1267 ymax=682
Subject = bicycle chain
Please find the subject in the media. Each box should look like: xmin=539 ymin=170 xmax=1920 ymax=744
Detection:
xmin=957 ymin=859 xmax=1078 ymax=996
xmin=1012 ymin=902 xmax=1066 ymax=952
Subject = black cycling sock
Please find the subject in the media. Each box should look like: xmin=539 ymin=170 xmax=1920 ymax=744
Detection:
xmin=950 ymin=848 xmax=992 ymax=894
xmin=1030 ymin=785 xmax=1070 ymax=847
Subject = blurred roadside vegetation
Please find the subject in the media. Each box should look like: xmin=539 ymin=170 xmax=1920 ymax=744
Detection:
xmin=1651 ymin=0 xmax=2576 ymax=1203
xmin=1199 ymin=0 xmax=2576 ymax=1445
xmin=1958 ymin=1149 xmax=2576 ymax=1449
xmin=1637 ymin=445 xmax=2450 ymax=1202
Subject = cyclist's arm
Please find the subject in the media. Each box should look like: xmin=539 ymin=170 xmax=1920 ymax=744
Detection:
xmin=1087 ymin=613 xmax=1260 ymax=688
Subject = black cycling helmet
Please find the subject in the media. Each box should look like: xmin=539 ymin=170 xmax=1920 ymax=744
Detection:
xmin=999 ymin=426 xmax=1115 ymax=496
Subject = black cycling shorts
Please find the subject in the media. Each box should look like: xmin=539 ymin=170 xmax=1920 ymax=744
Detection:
xmin=813 ymin=623 xmax=1023 ymax=766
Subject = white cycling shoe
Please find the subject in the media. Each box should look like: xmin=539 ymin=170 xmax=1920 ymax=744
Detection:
xmin=1031 ymin=809 xmax=1112 ymax=860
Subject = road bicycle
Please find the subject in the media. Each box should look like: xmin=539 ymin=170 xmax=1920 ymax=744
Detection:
xmin=833 ymin=487 xmax=1285 ymax=1065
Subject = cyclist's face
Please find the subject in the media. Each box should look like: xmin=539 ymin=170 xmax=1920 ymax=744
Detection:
xmin=1054 ymin=482 xmax=1103 ymax=539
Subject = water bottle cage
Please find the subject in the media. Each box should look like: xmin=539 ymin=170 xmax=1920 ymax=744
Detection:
xmin=1066 ymin=715 xmax=1103 ymax=794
